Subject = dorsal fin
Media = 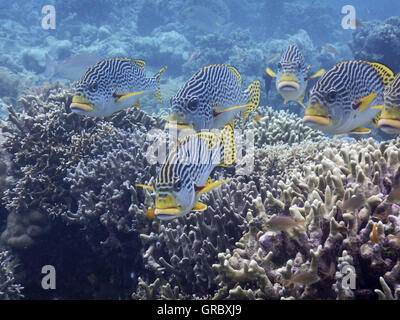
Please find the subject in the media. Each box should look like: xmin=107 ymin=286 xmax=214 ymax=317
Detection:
xmin=132 ymin=59 xmax=146 ymax=71
xmin=368 ymin=62 xmax=395 ymax=88
xmin=219 ymin=124 xmax=236 ymax=166
xmin=228 ymin=66 xmax=242 ymax=86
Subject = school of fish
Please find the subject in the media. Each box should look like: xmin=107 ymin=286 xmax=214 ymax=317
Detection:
xmin=69 ymin=44 xmax=400 ymax=222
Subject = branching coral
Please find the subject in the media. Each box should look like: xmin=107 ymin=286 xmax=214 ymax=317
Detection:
xmin=0 ymin=250 xmax=23 ymax=300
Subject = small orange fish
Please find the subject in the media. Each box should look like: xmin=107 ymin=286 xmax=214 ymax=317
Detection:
xmin=351 ymin=18 xmax=365 ymax=28
xmin=265 ymin=216 xmax=307 ymax=232
xmin=342 ymin=194 xmax=364 ymax=212
xmin=320 ymin=262 xmax=335 ymax=280
xmin=322 ymin=45 xmax=338 ymax=56
xmin=188 ymin=50 xmax=201 ymax=62
xmin=145 ymin=208 xmax=156 ymax=219
xmin=279 ymin=271 xmax=320 ymax=287
xmin=253 ymin=114 xmax=262 ymax=122
xmin=372 ymin=223 xmax=379 ymax=244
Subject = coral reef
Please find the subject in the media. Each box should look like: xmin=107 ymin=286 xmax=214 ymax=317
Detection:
xmin=350 ymin=16 xmax=400 ymax=72
xmin=0 ymin=250 xmax=23 ymax=300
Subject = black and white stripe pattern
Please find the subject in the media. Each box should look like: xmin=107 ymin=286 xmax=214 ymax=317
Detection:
xmin=385 ymin=73 xmax=400 ymax=108
xmin=278 ymin=44 xmax=307 ymax=75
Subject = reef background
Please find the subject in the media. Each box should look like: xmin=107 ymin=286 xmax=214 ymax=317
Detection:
xmin=1 ymin=0 xmax=400 ymax=300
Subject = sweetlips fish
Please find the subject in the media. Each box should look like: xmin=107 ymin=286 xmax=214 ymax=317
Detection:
xmin=377 ymin=73 xmax=400 ymax=134
xmin=303 ymin=60 xmax=395 ymax=135
xmin=70 ymin=58 xmax=167 ymax=117
xmin=265 ymin=44 xmax=325 ymax=108
xmin=137 ymin=124 xmax=236 ymax=220
xmin=167 ymin=64 xmax=260 ymax=130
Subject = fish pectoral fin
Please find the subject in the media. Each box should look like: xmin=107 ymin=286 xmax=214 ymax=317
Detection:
xmin=350 ymin=127 xmax=371 ymax=134
xmin=265 ymin=68 xmax=277 ymax=78
xmin=214 ymin=104 xmax=248 ymax=116
xmin=284 ymin=99 xmax=288 ymax=104
xmin=136 ymin=184 xmax=155 ymax=191
xmin=371 ymin=105 xmax=384 ymax=110
xmin=355 ymin=93 xmax=378 ymax=112
xmin=297 ymin=91 xmax=307 ymax=108
xmin=192 ymin=202 xmax=207 ymax=212
xmin=306 ymin=68 xmax=325 ymax=80
xmin=195 ymin=179 xmax=231 ymax=197
xmin=114 ymin=91 xmax=146 ymax=103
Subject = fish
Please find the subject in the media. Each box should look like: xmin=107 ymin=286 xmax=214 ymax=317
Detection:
xmin=167 ymin=64 xmax=260 ymax=130
xmin=386 ymin=186 xmax=400 ymax=203
xmin=44 ymin=53 xmax=103 ymax=81
xmin=351 ymin=18 xmax=365 ymax=28
xmin=137 ymin=124 xmax=236 ymax=220
xmin=320 ymin=262 xmax=335 ymax=280
xmin=266 ymin=53 xmax=280 ymax=65
xmin=377 ymin=73 xmax=400 ymax=134
xmin=264 ymin=216 xmax=307 ymax=232
xmin=280 ymin=271 xmax=320 ymax=287
xmin=372 ymin=223 xmax=379 ymax=244
xmin=303 ymin=60 xmax=395 ymax=135
xmin=342 ymin=194 xmax=365 ymax=212
xmin=188 ymin=50 xmax=201 ymax=62
xmin=265 ymin=44 xmax=325 ymax=108
xmin=322 ymin=45 xmax=338 ymax=56
xmin=182 ymin=5 xmax=223 ymax=34
xmin=70 ymin=58 xmax=167 ymax=117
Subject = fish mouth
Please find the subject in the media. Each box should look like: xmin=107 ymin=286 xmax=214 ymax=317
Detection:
xmin=70 ymin=95 xmax=95 ymax=112
xmin=166 ymin=113 xmax=195 ymax=130
xmin=303 ymin=102 xmax=330 ymax=127
xmin=277 ymin=81 xmax=300 ymax=92
xmin=303 ymin=115 xmax=330 ymax=127
xmin=378 ymin=119 xmax=400 ymax=134
xmin=154 ymin=206 xmax=184 ymax=220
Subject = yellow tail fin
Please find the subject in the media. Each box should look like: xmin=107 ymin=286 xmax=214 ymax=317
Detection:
xmin=153 ymin=65 xmax=168 ymax=103
xmin=242 ymin=80 xmax=261 ymax=127
xmin=219 ymin=124 xmax=236 ymax=167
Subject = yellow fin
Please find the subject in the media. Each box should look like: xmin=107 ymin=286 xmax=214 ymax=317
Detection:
xmin=196 ymin=179 xmax=231 ymax=197
xmin=152 ymin=65 xmax=168 ymax=103
xmin=115 ymin=91 xmax=145 ymax=103
xmin=372 ymin=105 xmax=384 ymax=110
xmin=368 ymin=62 xmax=395 ymax=88
xmin=297 ymin=90 xmax=307 ymax=108
xmin=219 ymin=124 xmax=236 ymax=166
xmin=215 ymin=104 xmax=248 ymax=115
xmin=284 ymin=99 xmax=288 ymax=104
xmin=228 ymin=66 xmax=242 ymax=86
xmin=350 ymin=127 xmax=371 ymax=134
xmin=266 ymin=67 xmax=277 ymax=78
xmin=241 ymin=80 xmax=261 ymax=127
xmin=136 ymin=184 xmax=155 ymax=191
xmin=192 ymin=202 xmax=207 ymax=212
xmin=145 ymin=208 xmax=156 ymax=219
xmin=306 ymin=68 xmax=325 ymax=80
xmin=358 ymin=93 xmax=378 ymax=112
xmin=133 ymin=59 xmax=146 ymax=71
xmin=133 ymin=99 xmax=141 ymax=108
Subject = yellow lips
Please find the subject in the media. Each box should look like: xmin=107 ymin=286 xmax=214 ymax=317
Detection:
xmin=154 ymin=194 xmax=184 ymax=218
xmin=70 ymin=95 xmax=95 ymax=112
xmin=166 ymin=113 xmax=194 ymax=130
xmin=277 ymin=73 xmax=301 ymax=92
xmin=303 ymin=102 xmax=330 ymax=126
xmin=378 ymin=107 xmax=400 ymax=133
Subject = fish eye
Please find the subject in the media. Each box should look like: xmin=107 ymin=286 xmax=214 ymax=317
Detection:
xmin=327 ymin=91 xmax=337 ymax=103
xmin=296 ymin=62 xmax=302 ymax=72
xmin=187 ymin=97 xmax=198 ymax=111
xmin=89 ymin=82 xmax=98 ymax=92
xmin=174 ymin=179 xmax=182 ymax=190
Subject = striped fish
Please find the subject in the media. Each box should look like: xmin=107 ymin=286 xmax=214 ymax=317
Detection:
xmin=377 ymin=73 xmax=400 ymax=134
xmin=266 ymin=44 xmax=325 ymax=108
xmin=137 ymin=124 xmax=236 ymax=220
xmin=71 ymin=58 xmax=167 ymax=117
xmin=303 ymin=60 xmax=395 ymax=135
xmin=167 ymin=64 xmax=260 ymax=130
